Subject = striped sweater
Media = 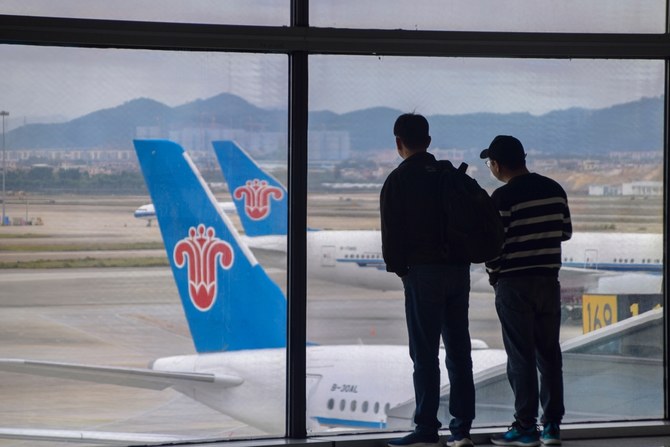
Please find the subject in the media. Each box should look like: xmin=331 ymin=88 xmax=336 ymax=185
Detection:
xmin=485 ymin=172 xmax=572 ymax=280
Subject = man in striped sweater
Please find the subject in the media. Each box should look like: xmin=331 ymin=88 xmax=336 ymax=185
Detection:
xmin=480 ymin=135 xmax=572 ymax=447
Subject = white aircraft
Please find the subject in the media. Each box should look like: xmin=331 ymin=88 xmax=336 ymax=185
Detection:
xmin=210 ymin=141 xmax=663 ymax=300
xmin=134 ymin=201 xmax=236 ymax=226
xmin=0 ymin=140 xmax=508 ymax=444
xmin=133 ymin=139 xmax=662 ymax=323
xmin=132 ymin=203 xmax=156 ymax=221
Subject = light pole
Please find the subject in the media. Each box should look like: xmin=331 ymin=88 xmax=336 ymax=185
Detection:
xmin=1 ymin=110 xmax=8 ymax=226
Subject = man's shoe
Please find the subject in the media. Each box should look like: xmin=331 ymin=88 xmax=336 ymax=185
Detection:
xmin=446 ymin=433 xmax=474 ymax=446
xmin=387 ymin=431 xmax=441 ymax=447
xmin=491 ymin=421 xmax=540 ymax=446
xmin=540 ymin=422 xmax=561 ymax=445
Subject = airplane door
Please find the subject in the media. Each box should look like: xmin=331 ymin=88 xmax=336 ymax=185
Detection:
xmin=584 ymin=249 xmax=598 ymax=269
xmin=305 ymin=374 xmax=324 ymax=432
xmin=306 ymin=374 xmax=323 ymax=405
xmin=321 ymin=245 xmax=336 ymax=267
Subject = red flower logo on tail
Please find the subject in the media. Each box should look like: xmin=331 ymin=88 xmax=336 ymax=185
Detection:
xmin=233 ymin=179 xmax=284 ymax=220
xmin=173 ymin=224 xmax=234 ymax=311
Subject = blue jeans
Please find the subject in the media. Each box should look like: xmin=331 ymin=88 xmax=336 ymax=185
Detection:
xmin=494 ymin=276 xmax=565 ymax=427
xmin=401 ymin=263 xmax=474 ymax=436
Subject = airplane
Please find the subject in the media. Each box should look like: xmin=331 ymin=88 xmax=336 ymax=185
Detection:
xmin=131 ymin=140 xmax=433 ymax=292
xmin=132 ymin=140 xmax=663 ymax=309
xmin=213 ymin=140 xmax=287 ymax=237
xmin=210 ymin=140 xmax=490 ymax=292
xmin=211 ymin=140 xmax=663 ymax=302
xmin=133 ymin=201 xmax=237 ymax=226
xmin=0 ymin=139 xmax=508 ymax=443
xmin=133 ymin=202 xmax=156 ymax=220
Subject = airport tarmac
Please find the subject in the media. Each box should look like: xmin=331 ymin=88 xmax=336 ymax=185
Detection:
xmin=0 ymin=265 xmax=586 ymax=446
xmin=0 ymin=193 xmax=660 ymax=445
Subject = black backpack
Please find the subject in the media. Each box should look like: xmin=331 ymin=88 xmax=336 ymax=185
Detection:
xmin=437 ymin=160 xmax=505 ymax=264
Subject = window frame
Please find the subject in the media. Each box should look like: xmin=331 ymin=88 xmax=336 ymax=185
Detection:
xmin=0 ymin=1 xmax=668 ymax=441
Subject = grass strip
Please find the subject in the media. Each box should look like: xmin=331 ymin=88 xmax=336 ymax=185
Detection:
xmin=0 ymin=242 xmax=164 ymax=252
xmin=0 ymin=257 xmax=169 ymax=269
xmin=0 ymin=233 xmax=51 ymax=239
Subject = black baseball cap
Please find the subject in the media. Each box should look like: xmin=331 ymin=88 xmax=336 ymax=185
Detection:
xmin=479 ymin=135 xmax=526 ymax=164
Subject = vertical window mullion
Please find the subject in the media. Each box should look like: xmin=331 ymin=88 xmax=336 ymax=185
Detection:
xmin=663 ymin=57 xmax=670 ymax=421
xmin=286 ymin=0 xmax=309 ymax=439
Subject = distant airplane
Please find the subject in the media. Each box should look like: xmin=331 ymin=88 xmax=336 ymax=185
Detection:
xmin=133 ymin=203 xmax=156 ymax=221
xmin=134 ymin=201 xmax=236 ymax=226
xmin=0 ymin=140 xmax=508 ymax=443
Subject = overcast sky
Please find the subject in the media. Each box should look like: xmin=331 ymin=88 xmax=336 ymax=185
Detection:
xmin=0 ymin=2 xmax=666 ymax=127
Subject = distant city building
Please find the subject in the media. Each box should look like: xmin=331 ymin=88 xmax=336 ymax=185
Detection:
xmin=588 ymin=185 xmax=622 ymax=196
xmin=532 ymin=159 xmax=559 ymax=170
xmin=308 ymin=130 xmax=351 ymax=162
xmin=139 ymin=126 xmax=352 ymax=162
xmin=432 ymin=148 xmax=466 ymax=163
xmin=135 ymin=126 xmax=162 ymax=139
xmin=11 ymin=149 xmax=135 ymax=163
xmin=622 ymin=181 xmax=662 ymax=196
xmin=166 ymin=127 xmax=285 ymax=157
xmin=581 ymin=159 xmax=600 ymax=171
xmin=589 ymin=181 xmax=661 ymax=196
xmin=609 ymin=151 xmax=663 ymax=162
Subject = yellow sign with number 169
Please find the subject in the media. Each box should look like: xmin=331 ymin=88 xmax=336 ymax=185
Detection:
xmin=582 ymin=295 xmax=618 ymax=334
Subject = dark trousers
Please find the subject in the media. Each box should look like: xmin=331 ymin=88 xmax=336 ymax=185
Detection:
xmin=401 ymin=263 xmax=474 ymax=436
xmin=494 ymin=276 xmax=565 ymax=427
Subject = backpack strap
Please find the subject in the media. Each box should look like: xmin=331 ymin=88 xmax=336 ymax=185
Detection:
xmin=438 ymin=159 xmax=468 ymax=174
xmin=438 ymin=159 xmax=456 ymax=171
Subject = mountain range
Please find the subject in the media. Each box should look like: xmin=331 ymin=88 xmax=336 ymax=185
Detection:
xmin=6 ymin=93 xmax=664 ymax=157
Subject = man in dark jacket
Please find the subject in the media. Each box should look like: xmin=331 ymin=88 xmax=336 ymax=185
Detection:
xmin=381 ymin=113 xmax=474 ymax=447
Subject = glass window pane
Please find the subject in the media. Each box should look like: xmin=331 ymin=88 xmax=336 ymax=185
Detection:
xmin=0 ymin=0 xmax=289 ymax=25
xmin=307 ymin=55 xmax=664 ymax=435
xmin=0 ymin=45 xmax=288 ymax=442
xmin=310 ymin=0 xmax=665 ymax=33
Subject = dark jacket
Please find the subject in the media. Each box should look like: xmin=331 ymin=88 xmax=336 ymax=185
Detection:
xmin=380 ymin=151 xmax=457 ymax=277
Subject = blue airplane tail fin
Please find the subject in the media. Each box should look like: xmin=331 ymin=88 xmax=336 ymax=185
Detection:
xmin=134 ymin=139 xmax=286 ymax=353
xmin=212 ymin=140 xmax=287 ymax=237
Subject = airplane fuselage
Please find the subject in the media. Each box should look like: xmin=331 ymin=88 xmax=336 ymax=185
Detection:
xmin=151 ymin=344 xmax=508 ymax=434
xmin=246 ymin=230 xmax=663 ymax=296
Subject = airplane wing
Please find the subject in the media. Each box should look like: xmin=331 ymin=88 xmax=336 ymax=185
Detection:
xmin=241 ymin=234 xmax=288 ymax=268
xmin=0 ymin=358 xmax=244 ymax=390
xmin=559 ymin=265 xmax=608 ymax=292
xmin=559 ymin=266 xmax=662 ymax=294
xmin=386 ymin=348 xmax=508 ymax=429
xmin=0 ymin=358 xmax=244 ymax=445
xmin=242 ymin=234 xmax=287 ymax=253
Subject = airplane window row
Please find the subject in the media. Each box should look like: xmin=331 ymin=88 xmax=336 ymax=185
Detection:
xmin=563 ymin=257 xmax=660 ymax=264
xmin=610 ymin=258 xmax=660 ymax=264
xmin=343 ymin=254 xmax=382 ymax=260
xmin=327 ymin=398 xmax=391 ymax=415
